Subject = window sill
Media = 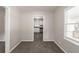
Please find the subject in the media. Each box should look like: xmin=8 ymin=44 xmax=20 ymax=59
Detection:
xmin=64 ymin=37 xmax=79 ymax=46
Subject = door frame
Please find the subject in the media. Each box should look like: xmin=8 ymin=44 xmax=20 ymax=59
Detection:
xmin=33 ymin=15 xmax=44 ymax=41
xmin=5 ymin=6 xmax=10 ymax=53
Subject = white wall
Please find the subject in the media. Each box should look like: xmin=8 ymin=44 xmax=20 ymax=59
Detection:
xmin=54 ymin=7 xmax=79 ymax=53
xmin=0 ymin=7 xmax=5 ymax=41
xmin=9 ymin=7 xmax=21 ymax=51
xmin=21 ymin=11 xmax=54 ymax=41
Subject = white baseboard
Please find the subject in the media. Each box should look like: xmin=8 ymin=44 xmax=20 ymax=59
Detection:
xmin=9 ymin=41 xmax=22 ymax=53
xmin=54 ymin=41 xmax=67 ymax=53
xmin=0 ymin=40 xmax=5 ymax=42
xmin=22 ymin=40 xmax=34 ymax=42
xmin=43 ymin=40 xmax=54 ymax=42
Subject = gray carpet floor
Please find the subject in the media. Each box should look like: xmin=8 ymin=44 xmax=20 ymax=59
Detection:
xmin=12 ymin=33 xmax=64 ymax=53
xmin=0 ymin=42 xmax=5 ymax=53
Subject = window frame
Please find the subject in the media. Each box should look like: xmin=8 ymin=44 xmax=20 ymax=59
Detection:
xmin=64 ymin=6 xmax=79 ymax=43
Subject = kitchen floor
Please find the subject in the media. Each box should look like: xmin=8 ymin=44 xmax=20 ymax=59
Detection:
xmin=11 ymin=33 xmax=64 ymax=53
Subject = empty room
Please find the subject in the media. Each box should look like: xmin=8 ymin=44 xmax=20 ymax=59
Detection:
xmin=3 ymin=6 xmax=79 ymax=53
xmin=10 ymin=6 xmax=64 ymax=53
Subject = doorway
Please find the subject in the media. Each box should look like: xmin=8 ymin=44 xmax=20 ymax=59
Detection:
xmin=34 ymin=16 xmax=43 ymax=41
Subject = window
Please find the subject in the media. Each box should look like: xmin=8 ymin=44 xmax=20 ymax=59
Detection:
xmin=65 ymin=7 xmax=79 ymax=41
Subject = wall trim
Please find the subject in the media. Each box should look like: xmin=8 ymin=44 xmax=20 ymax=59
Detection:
xmin=43 ymin=40 xmax=54 ymax=42
xmin=9 ymin=41 xmax=22 ymax=53
xmin=22 ymin=40 xmax=34 ymax=42
xmin=54 ymin=41 xmax=67 ymax=53
xmin=0 ymin=40 xmax=5 ymax=42
xmin=22 ymin=39 xmax=54 ymax=42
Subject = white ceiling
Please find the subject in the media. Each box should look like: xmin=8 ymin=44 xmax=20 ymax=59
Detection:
xmin=17 ymin=6 xmax=57 ymax=12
